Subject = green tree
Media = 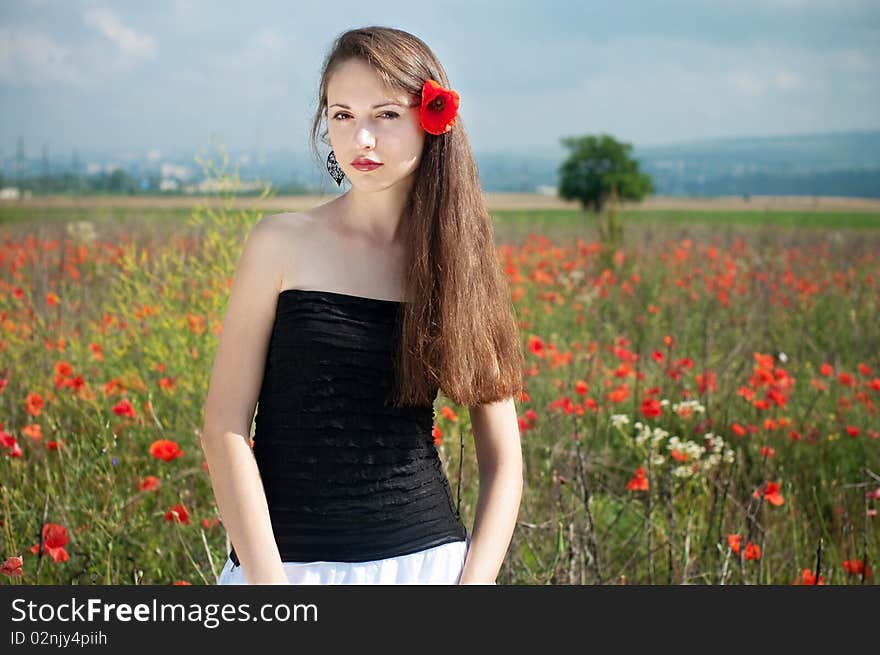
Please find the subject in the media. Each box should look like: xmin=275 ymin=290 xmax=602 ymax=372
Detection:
xmin=105 ymin=168 xmax=137 ymax=194
xmin=557 ymin=133 xmax=654 ymax=213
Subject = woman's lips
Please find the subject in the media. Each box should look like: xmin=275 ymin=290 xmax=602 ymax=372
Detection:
xmin=351 ymin=161 xmax=383 ymax=171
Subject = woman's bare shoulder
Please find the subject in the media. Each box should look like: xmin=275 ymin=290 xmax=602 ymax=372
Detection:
xmin=259 ymin=211 xmax=320 ymax=247
xmin=261 ymin=210 xmax=328 ymax=290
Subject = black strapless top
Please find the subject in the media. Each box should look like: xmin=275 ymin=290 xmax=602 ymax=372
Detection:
xmin=229 ymin=288 xmax=467 ymax=565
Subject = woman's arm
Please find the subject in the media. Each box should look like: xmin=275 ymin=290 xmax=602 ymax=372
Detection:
xmin=201 ymin=427 xmax=288 ymax=584
xmin=458 ymin=396 xmax=523 ymax=585
xmin=200 ymin=215 xmax=289 ymax=585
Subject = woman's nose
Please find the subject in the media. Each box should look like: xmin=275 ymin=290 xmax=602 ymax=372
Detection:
xmin=355 ymin=127 xmax=376 ymax=149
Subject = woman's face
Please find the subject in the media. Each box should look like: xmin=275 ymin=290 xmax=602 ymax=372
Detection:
xmin=326 ymin=58 xmax=426 ymax=191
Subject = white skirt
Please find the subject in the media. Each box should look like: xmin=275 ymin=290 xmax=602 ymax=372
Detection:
xmin=217 ymin=533 xmax=471 ymax=585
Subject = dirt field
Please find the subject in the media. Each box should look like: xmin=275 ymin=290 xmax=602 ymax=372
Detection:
xmin=5 ymin=193 xmax=880 ymax=212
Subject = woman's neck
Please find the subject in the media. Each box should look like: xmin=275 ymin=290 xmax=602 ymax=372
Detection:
xmin=335 ymin=181 xmax=413 ymax=247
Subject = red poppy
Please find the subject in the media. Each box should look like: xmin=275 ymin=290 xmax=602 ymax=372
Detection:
xmin=112 ymin=398 xmax=137 ymax=418
xmin=164 ymin=503 xmax=190 ymax=525
xmin=793 ymin=568 xmax=824 ymax=585
xmin=640 ymin=397 xmax=662 ymax=418
xmin=527 ymin=335 xmax=545 ymax=357
xmin=0 ymin=555 xmax=24 ymax=577
xmin=626 ymin=467 xmax=649 ymax=491
xmin=29 ymin=523 xmax=70 ymax=562
xmin=1 ymin=430 xmax=21 ymax=459
xmin=2 ymin=437 xmax=22 ymax=458
xmin=418 ymin=79 xmax=459 ymax=135
xmin=26 ymin=392 xmax=45 ymax=416
xmin=744 ymin=542 xmax=761 ymax=560
xmin=727 ymin=534 xmax=742 ymax=555
xmin=149 ymin=439 xmax=184 ymax=462
xmin=842 ymin=559 xmax=872 ymax=578
xmin=753 ymin=481 xmax=784 ymax=506
xmin=139 ymin=475 xmax=160 ymax=491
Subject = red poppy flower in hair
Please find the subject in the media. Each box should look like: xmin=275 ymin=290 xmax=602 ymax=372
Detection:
xmin=418 ymin=79 xmax=460 ymax=135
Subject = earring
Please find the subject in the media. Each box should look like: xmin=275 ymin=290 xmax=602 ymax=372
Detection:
xmin=327 ymin=150 xmax=345 ymax=186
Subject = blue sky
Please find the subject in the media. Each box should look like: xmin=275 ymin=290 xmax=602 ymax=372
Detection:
xmin=1 ymin=0 xmax=878 ymax=157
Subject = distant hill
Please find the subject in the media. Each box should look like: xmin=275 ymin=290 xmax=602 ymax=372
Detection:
xmin=472 ymin=129 xmax=880 ymax=198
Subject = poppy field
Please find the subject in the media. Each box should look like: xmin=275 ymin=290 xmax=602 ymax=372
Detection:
xmin=1 ymin=184 xmax=878 ymax=585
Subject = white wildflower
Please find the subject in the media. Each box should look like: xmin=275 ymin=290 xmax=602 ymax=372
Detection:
xmin=672 ymin=465 xmax=694 ymax=478
xmin=651 ymin=427 xmax=670 ymax=447
xmin=705 ymin=433 xmax=726 ymax=453
xmin=671 ymin=399 xmax=706 ymax=417
xmin=65 ymin=220 xmax=98 ymax=246
xmin=702 ymin=453 xmax=721 ymax=471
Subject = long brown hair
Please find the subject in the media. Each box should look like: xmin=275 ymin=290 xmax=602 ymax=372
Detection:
xmin=309 ymin=26 xmax=524 ymax=409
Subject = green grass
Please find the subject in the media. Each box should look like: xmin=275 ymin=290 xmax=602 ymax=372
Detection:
xmin=490 ymin=209 xmax=880 ymax=231
xmin=3 ymin=205 xmax=879 ymax=231
xmin=0 ymin=206 xmax=194 ymax=226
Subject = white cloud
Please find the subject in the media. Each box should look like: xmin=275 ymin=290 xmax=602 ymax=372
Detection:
xmin=82 ymin=7 xmax=157 ymax=61
xmin=832 ymin=49 xmax=876 ymax=73
xmin=0 ymin=27 xmax=86 ymax=87
xmin=0 ymin=8 xmax=160 ymax=88
xmin=773 ymin=69 xmax=806 ymax=92
xmin=253 ymin=28 xmax=284 ymax=54
xmin=213 ymin=28 xmax=286 ymax=76
xmin=728 ymin=67 xmax=819 ymax=96
xmin=728 ymin=70 xmax=765 ymax=96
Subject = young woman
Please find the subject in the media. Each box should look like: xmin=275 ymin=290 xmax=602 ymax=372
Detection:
xmin=201 ymin=26 xmax=524 ymax=585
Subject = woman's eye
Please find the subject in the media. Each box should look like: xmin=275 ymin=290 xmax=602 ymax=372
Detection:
xmin=332 ymin=111 xmax=399 ymax=120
